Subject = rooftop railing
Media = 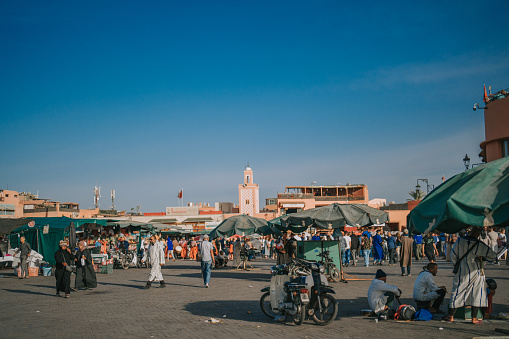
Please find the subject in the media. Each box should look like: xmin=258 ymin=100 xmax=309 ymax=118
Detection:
xmin=277 ymin=193 xmax=365 ymax=201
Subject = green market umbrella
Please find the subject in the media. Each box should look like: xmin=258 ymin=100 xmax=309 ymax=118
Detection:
xmin=407 ymin=156 xmax=509 ymax=234
xmin=280 ymin=203 xmax=389 ymax=233
xmin=209 ymin=214 xmax=269 ymax=239
xmin=267 ymin=216 xmax=284 ymax=236
xmin=280 ymin=203 xmax=388 ymax=283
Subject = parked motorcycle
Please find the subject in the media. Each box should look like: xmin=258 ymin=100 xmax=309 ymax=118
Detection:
xmin=260 ymin=258 xmax=338 ymax=325
xmin=317 ymin=251 xmax=341 ymax=282
xmin=111 ymin=250 xmax=135 ymax=269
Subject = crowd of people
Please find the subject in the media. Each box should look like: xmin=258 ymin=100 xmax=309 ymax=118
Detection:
xmin=335 ymin=226 xmax=507 ymax=275
xmin=39 ymin=223 xmax=507 ymax=325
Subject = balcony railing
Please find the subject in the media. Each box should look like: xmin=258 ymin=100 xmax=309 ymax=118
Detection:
xmin=24 ymin=207 xmax=56 ymax=213
xmin=315 ymin=196 xmax=365 ymax=201
xmin=278 ymin=193 xmax=365 ymax=201
xmin=278 ymin=193 xmax=314 ymax=199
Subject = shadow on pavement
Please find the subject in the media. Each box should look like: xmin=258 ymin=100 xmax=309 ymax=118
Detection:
xmin=185 ymin=298 xmax=342 ymax=325
xmin=176 ymin=270 xmax=270 ymax=282
xmin=29 ymin=284 xmax=56 ymax=290
xmin=98 ymin=281 xmax=145 ymax=290
xmin=184 ymin=299 xmax=287 ymax=324
xmin=1 ymin=288 xmax=53 ymax=297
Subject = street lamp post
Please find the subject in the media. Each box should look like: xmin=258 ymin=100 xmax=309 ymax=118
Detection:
xmin=463 ymin=154 xmax=471 ymax=171
xmin=416 ymin=179 xmax=434 ymax=194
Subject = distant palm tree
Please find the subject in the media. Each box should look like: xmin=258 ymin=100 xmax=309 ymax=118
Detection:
xmin=408 ymin=189 xmax=426 ymax=201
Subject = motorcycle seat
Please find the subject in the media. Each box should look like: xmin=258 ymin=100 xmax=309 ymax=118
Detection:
xmin=296 ymin=258 xmax=317 ymax=265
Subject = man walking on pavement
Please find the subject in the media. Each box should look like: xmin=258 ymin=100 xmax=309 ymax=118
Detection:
xmin=400 ymin=230 xmax=413 ymax=276
xmin=350 ymin=232 xmax=360 ymax=266
xmin=15 ymin=236 xmax=31 ymax=279
xmin=387 ymin=233 xmax=397 ymax=266
xmin=142 ymin=235 xmax=166 ymax=289
xmin=200 ymin=235 xmax=214 ymax=288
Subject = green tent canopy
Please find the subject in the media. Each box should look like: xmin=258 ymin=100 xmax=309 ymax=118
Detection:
xmin=407 ymin=156 xmax=509 ymax=234
xmin=209 ymin=214 xmax=268 ymax=239
xmin=9 ymin=217 xmax=79 ymax=265
xmin=9 ymin=217 xmax=115 ymax=265
xmin=73 ymin=219 xmax=108 ymax=228
xmin=267 ymin=216 xmax=284 ymax=236
xmin=280 ymin=203 xmax=389 ymax=233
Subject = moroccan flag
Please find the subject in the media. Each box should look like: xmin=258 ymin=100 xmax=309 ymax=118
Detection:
xmin=442 ymin=175 xmax=445 ymax=182
xmin=484 ymin=84 xmax=488 ymax=103
xmin=178 ymin=190 xmax=183 ymax=199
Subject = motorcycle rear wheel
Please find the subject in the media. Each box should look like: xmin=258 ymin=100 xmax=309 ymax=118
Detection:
xmin=311 ymin=294 xmax=338 ymax=326
xmin=260 ymin=292 xmax=281 ymax=319
xmin=292 ymin=303 xmax=306 ymax=325
xmin=330 ymin=266 xmax=341 ymax=282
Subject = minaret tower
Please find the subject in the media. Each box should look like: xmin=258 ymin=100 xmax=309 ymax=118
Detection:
xmin=238 ymin=163 xmax=259 ymax=216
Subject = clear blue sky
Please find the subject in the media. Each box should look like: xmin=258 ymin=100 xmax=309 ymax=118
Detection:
xmin=1 ymin=1 xmax=508 ymax=212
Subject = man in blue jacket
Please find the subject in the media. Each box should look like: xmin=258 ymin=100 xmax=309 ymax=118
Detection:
xmin=413 ymin=234 xmax=423 ymax=260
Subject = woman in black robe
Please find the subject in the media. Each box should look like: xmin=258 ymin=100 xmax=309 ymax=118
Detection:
xmin=74 ymin=241 xmax=97 ymax=290
xmin=54 ymin=240 xmax=74 ymax=298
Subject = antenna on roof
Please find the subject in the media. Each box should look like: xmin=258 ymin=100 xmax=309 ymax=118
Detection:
xmin=93 ymin=185 xmax=101 ymax=209
xmin=111 ymin=189 xmax=115 ymax=210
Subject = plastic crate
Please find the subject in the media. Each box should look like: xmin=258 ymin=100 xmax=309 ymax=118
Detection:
xmin=28 ymin=267 xmax=39 ymax=277
xmin=101 ymin=263 xmax=113 ymax=274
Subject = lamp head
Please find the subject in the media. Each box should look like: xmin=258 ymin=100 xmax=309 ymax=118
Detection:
xmin=463 ymin=154 xmax=471 ymax=169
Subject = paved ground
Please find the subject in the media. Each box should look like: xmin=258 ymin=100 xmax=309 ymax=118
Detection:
xmin=1 ymin=257 xmax=508 ymax=339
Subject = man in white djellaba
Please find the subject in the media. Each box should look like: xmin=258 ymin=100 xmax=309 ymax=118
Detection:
xmin=442 ymin=227 xmax=496 ymax=324
xmin=142 ymin=235 xmax=166 ymax=289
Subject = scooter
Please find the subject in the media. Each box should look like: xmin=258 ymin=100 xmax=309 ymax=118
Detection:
xmin=317 ymin=250 xmax=341 ymax=282
xmin=260 ymin=258 xmax=338 ymax=326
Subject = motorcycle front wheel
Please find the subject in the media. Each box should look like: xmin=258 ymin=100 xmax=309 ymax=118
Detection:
xmin=122 ymin=256 xmax=130 ymax=270
xmin=292 ymin=303 xmax=306 ymax=325
xmin=311 ymin=294 xmax=338 ymax=326
xmin=260 ymin=292 xmax=281 ymax=319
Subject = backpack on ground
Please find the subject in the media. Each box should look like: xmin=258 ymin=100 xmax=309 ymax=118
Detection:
xmin=413 ymin=308 xmax=432 ymax=321
xmin=394 ymin=304 xmax=416 ymax=321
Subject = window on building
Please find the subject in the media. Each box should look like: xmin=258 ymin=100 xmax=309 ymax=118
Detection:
xmin=246 ymin=175 xmax=250 ymax=184
xmin=245 ymin=200 xmax=250 ymax=204
xmin=502 ymin=139 xmax=509 ymax=158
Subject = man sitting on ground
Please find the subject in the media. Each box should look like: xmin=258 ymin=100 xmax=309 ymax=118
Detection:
xmin=413 ymin=262 xmax=447 ymax=313
xmin=367 ymin=269 xmax=402 ymax=319
xmin=214 ymin=250 xmax=228 ymax=268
